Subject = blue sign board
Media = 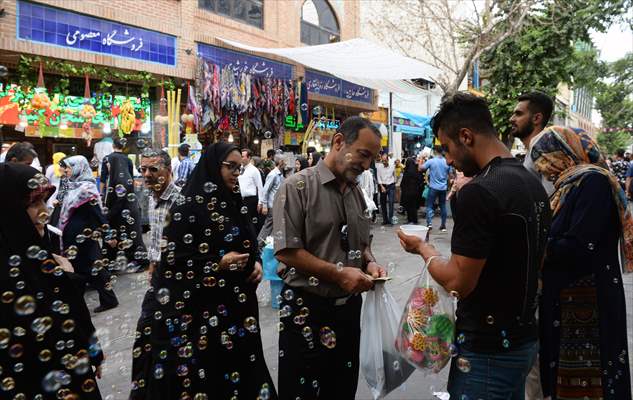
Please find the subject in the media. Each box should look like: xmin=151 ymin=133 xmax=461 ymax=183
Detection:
xmin=17 ymin=1 xmax=177 ymax=66
xmin=305 ymin=69 xmax=372 ymax=104
xmin=197 ymin=43 xmax=293 ymax=80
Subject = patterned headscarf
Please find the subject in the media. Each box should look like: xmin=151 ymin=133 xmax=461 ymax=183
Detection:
xmin=531 ymin=126 xmax=633 ymax=273
xmin=58 ymin=155 xmax=102 ymax=231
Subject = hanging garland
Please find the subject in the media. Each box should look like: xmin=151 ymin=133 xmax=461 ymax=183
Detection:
xmin=16 ymin=55 xmax=176 ymax=97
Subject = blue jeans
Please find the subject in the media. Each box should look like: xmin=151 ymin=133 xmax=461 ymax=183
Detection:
xmin=426 ymin=188 xmax=447 ymax=227
xmin=380 ymin=183 xmax=395 ymax=224
xmin=448 ymin=340 xmax=538 ymax=400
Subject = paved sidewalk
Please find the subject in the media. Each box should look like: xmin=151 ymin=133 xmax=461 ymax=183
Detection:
xmin=87 ymin=216 xmax=633 ymax=399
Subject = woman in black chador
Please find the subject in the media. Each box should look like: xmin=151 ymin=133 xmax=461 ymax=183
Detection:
xmin=130 ymin=142 xmax=277 ymax=400
xmin=101 ymin=138 xmax=147 ymax=271
xmin=0 ymin=163 xmax=104 ymax=399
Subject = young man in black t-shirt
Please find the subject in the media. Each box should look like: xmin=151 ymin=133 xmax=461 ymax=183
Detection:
xmin=398 ymin=93 xmax=551 ymax=399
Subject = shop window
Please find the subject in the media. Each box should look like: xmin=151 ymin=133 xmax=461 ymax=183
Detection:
xmin=198 ymin=0 xmax=263 ymax=29
xmin=301 ymin=0 xmax=340 ymax=45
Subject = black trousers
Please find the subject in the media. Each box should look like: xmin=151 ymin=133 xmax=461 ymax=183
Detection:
xmin=278 ymin=285 xmax=361 ymax=400
xmin=243 ymin=195 xmax=262 ymax=232
xmin=405 ymin=205 xmax=419 ymax=224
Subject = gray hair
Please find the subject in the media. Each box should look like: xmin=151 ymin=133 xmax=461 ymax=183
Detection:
xmin=141 ymin=149 xmax=171 ymax=168
xmin=274 ymin=154 xmax=285 ymax=166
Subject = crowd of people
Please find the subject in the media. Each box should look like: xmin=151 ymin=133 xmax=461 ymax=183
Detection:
xmin=0 ymin=90 xmax=631 ymax=400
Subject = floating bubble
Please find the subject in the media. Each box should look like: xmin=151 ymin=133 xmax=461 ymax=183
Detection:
xmin=456 ymin=357 xmax=471 ymax=373
xmin=115 ymin=184 xmax=127 ymax=197
xmin=183 ymin=234 xmax=193 ymax=244
xmin=264 ymin=131 xmax=272 ymax=139
xmin=156 ymin=288 xmax=170 ymax=305
xmin=37 ymin=211 xmax=49 ymax=224
xmin=319 ymin=326 xmax=336 ymax=349
xmin=26 ymin=245 xmax=41 ymax=259
xmin=31 ymin=316 xmax=53 ymax=335
xmin=8 ymin=255 xmax=21 ymax=267
xmin=0 ymin=328 xmax=11 ymax=346
xmin=456 ymin=333 xmax=466 ymax=344
xmin=308 ymin=276 xmax=319 ymax=286
xmin=199 ymin=243 xmax=209 ymax=254
xmin=486 ymin=315 xmax=495 ymax=325
xmin=14 ymin=295 xmax=36 ymax=315
xmin=203 ymin=182 xmax=217 ymax=193
xmin=244 ymin=316 xmax=258 ymax=332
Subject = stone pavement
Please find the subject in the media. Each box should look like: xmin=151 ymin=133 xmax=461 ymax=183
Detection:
xmin=85 ymin=216 xmax=633 ymax=400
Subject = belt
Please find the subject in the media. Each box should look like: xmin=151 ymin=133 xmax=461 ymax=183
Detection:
xmin=284 ymin=284 xmax=358 ymax=307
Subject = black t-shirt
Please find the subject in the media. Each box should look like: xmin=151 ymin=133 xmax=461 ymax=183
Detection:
xmin=450 ymin=157 xmax=551 ymax=352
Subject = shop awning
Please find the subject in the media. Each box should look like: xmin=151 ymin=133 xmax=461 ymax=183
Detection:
xmin=392 ymin=110 xmax=430 ymax=136
xmin=216 ymin=37 xmax=441 ymax=95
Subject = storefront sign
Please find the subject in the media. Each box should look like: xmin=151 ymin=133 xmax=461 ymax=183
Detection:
xmin=0 ymin=84 xmax=150 ymax=138
xmin=17 ymin=1 xmax=177 ymax=66
xmin=197 ymin=43 xmax=293 ymax=80
xmin=305 ymin=70 xmax=373 ymax=104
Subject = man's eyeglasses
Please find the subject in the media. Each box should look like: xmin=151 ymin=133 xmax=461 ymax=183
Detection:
xmin=138 ymin=166 xmax=163 ymax=174
xmin=222 ymin=161 xmax=241 ymax=173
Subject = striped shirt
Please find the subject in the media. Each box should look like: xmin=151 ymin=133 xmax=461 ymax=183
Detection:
xmin=147 ymin=182 xmax=181 ymax=262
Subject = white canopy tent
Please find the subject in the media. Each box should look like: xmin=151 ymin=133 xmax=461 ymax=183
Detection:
xmin=216 ymin=37 xmax=442 ymax=95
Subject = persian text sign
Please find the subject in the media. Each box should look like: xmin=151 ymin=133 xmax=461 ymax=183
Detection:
xmin=17 ymin=0 xmax=176 ymax=66
xmin=197 ymin=43 xmax=293 ymax=80
xmin=305 ymin=70 xmax=372 ymax=104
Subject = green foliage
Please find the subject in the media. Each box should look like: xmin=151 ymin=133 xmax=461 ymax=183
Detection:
xmin=594 ymin=53 xmax=633 ymax=155
xmin=597 ymin=130 xmax=631 ymax=154
xmin=594 ymin=53 xmax=633 ymax=130
xmin=17 ymin=56 xmax=169 ymax=97
xmin=481 ymin=0 xmax=631 ymax=143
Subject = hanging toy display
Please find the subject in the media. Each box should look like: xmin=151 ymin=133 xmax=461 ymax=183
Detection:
xmin=153 ymin=85 xmax=169 ymax=148
xmin=181 ymin=113 xmax=194 ymax=134
xmin=79 ymin=73 xmax=96 ymax=145
xmin=120 ymin=99 xmax=136 ymax=135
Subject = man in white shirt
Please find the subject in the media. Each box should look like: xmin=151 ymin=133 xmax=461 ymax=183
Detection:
xmin=238 ymin=148 xmax=264 ymax=231
xmin=510 ymin=91 xmax=554 ymax=400
xmin=510 ymin=91 xmax=555 ymax=197
xmin=376 ymin=152 xmax=396 ymax=225
xmin=0 ymin=143 xmax=11 ymax=163
xmin=257 ymin=154 xmax=285 ymax=249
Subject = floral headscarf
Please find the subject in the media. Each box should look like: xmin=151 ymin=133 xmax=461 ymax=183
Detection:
xmin=531 ymin=126 xmax=633 ymax=273
xmin=58 ymin=155 xmax=102 ymax=231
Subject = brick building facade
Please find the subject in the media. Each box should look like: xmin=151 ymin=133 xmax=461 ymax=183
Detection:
xmin=1 ymin=0 xmax=361 ymax=80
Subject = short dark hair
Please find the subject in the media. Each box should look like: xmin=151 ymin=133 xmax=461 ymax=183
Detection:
xmin=431 ymin=92 xmax=496 ymax=140
xmin=112 ymin=137 xmax=125 ymax=150
xmin=141 ymin=149 xmax=171 ymax=168
xmin=337 ymin=116 xmax=381 ymax=144
xmin=241 ymin=148 xmax=253 ymax=159
xmin=517 ymin=91 xmax=554 ymax=129
xmin=266 ymin=149 xmax=276 ymax=159
xmin=6 ymin=142 xmax=37 ymax=162
xmin=616 ymin=148 xmax=626 ymax=158
xmin=178 ymin=143 xmax=190 ymax=157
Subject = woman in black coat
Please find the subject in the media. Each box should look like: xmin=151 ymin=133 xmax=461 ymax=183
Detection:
xmin=0 ymin=163 xmax=105 ymax=399
xmin=399 ymin=157 xmax=424 ymax=224
xmin=130 ymin=142 xmax=277 ymax=399
xmin=59 ymin=156 xmax=118 ymax=313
